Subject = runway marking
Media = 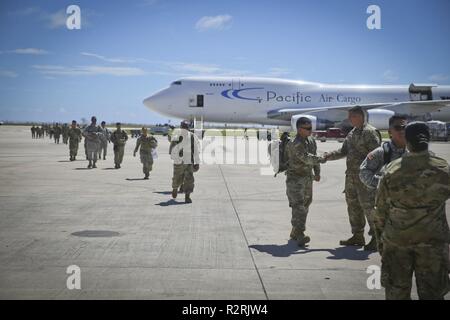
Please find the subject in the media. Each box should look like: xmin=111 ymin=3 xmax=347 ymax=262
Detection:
xmin=218 ymin=164 xmax=269 ymax=300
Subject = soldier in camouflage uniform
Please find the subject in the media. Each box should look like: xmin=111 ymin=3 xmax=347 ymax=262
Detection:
xmin=82 ymin=116 xmax=102 ymax=169
xmin=49 ymin=126 xmax=54 ymax=140
xmin=98 ymin=121 xmax=110 ymax=160
xmin=110 ymin=122 xmax=128 ymax=169
xmin=133 ymin=127 xmax=158 ymax=179
xmin=53 ymin=123 xmax=62 ymax=144
xmin=284 ymin=117 xmax=324 ymax=246
xmin=169 ymin=121 xmax=200 ymax=203
xmin=323 ymin=106 xmax=381 ymax=250
xmin=360 ymin=115 xmax=407 ymax=190
xmin=68 ymin=120 xmax=82 ymax=161
xmin=374 ymin=122 xmax=450 ymax=300
xmin=62 ymin=123 xmax=69 ymax=144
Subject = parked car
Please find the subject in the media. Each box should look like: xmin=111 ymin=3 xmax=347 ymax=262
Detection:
xmin=312 ymin=127 xmax=346 ymax=142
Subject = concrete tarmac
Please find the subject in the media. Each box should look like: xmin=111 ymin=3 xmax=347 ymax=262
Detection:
xmin=0 ymin=126 xmax=449 ymax=299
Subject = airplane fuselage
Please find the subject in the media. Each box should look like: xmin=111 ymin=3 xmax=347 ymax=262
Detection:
xmin=143 ymin=77 xmax=450 ymax=128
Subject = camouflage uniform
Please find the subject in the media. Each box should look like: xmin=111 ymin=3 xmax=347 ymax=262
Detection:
xmin=83 ymin=124 xmax=101 ymax=166
xmin=68 ymin=127 xmax=82 ymax=160
xmin=53 ymin=125 xmax=62 ymax=144
xmin=169 ymin=129 xmax=200 ymax=194
xmin=62 ymin=124 xmax=69 ymax=144
xmin=359 ymin=140 xmax=405 ymax=190
xmin=111 ymin=129 xmax=128 ymax=168
xmin=98 ymin=127 xmax=110 ymax=160
xmin=134 ymin=135 xmax=158 ymax=178
xmin=284 ymin=135 xmax=321 ymax=240
xmin=375 ymin=151 xmax=450 ymax=300
xmin=326 ymin=123 xmax=381 ymax=237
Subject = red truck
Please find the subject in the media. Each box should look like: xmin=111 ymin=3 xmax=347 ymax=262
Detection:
xmin=313 ymin=127 xmax=346 ymax=142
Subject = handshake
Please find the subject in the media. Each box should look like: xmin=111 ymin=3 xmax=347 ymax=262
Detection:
xmin=318 ymin=152 xmax=330 ymax=164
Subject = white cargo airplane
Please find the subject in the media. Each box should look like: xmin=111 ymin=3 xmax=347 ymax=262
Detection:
xmin=143 ymin=77 xmax=450 ymax=131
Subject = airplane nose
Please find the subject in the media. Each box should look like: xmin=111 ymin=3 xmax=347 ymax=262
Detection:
xmin=143 ymin=95 xmax=155 ymax=110
xmin=143 ymin=88 xmax=173 ymax=116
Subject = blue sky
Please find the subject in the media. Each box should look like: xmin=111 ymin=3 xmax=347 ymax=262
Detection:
xmin=1 ymin=0 xmax=449 ymax=123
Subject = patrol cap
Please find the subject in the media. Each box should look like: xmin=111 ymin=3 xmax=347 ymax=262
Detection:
xmin=405 ymin=121 xmax=429 ymax=152
xmin=180 ymin=120 xmax=189 ymax=129
xmin=72 ymin=120 xmax=76 ymax=124
xmin=116 ymin=122 xmax=121 ymax=126
xmin=101 ymin=121 xmax=106 ymax=125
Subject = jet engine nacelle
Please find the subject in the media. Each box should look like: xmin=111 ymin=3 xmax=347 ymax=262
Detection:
xmin=291 ymin=115 xmax=317 ymax=132
xmin=366 ymin=109 xmax=395 ymax=130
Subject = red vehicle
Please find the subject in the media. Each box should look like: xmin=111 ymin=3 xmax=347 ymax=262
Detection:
xmin=313 ymin=127 xmax=346 ymax=142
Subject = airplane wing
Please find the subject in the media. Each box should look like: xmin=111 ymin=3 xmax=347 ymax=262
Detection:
xmin=267 ymin=100 xmax=450 ymax=121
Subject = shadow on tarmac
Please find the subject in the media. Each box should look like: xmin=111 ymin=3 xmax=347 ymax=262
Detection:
xmin=126 ymin=178 xmax=146 ymax=181
xmin=153 ymin=191 xmax=174 ymax=195
xmin=155 ymin=199 xmax=186 ymax=206
xmin=249 ymin=240 xmax=372 ymax=260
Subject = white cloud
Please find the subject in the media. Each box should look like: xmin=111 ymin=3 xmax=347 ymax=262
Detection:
xmin=0 ymin=70 xmax=18 ymax=78
xmin=81 ymin=52 xmax=128 ymax=63
xmin=11 ymin=48 xmax=49 ymax=55
xmin=195 ymin=14 xmax=232 ymax=31
xmin=33 ymin=65 xmax=147 ymax=77
xmin=80 ymin=52 xmax=152 ymax=64
xmin=382 ymin=69 xmax=399 ymax=82
xmin=170 ymin=63 xmax=222 ymax=74
xmin=47 ymin=10 xmax=67 ymax=29
xmin=428 ymin=74 xmax=449 ymax=82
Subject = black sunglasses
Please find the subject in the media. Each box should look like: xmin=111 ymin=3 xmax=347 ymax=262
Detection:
xmin=301 ymin=127 xmax=312 ymax=131
xmin=393 ymin=124 xmax=406 ymax=131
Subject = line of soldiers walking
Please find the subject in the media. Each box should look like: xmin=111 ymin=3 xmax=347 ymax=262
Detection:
xmin=279 ymin=106 xmax=449 ymax=300
xmin=63 ymin=117 xmax=199 ymax=203
xmin=31 ymin=124 xmax=68 ymax=143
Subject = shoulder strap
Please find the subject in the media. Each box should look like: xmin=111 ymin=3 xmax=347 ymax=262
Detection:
xmin=382 ymin=141 xmax=392 ymax=165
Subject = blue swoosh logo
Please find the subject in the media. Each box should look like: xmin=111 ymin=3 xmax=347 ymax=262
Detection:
xmin=221 ymin=87 xmax=264 ymax=101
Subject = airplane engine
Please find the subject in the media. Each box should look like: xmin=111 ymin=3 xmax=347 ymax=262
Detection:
xmin=291 ymin=115 xmax=317 ymax=132
xmin=290 ymin=115 xmax=332 ymax=131
xmin=366 ymin=109 xmax=395 ymax=130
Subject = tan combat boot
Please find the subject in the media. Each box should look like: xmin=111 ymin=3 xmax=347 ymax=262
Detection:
xmin=172 ymin=189 xmax=178 ymax=199
xmin=297 ymin=233 xmax=311 ymax=246
xmin=339 ymin=233 xmax=365 ymax=246
xmin=185 ymin=193 xmax=192 ymax=203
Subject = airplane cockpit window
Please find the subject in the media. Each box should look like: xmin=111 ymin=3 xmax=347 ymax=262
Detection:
xmin=171 ymin=80 xmax=182 ymax=85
